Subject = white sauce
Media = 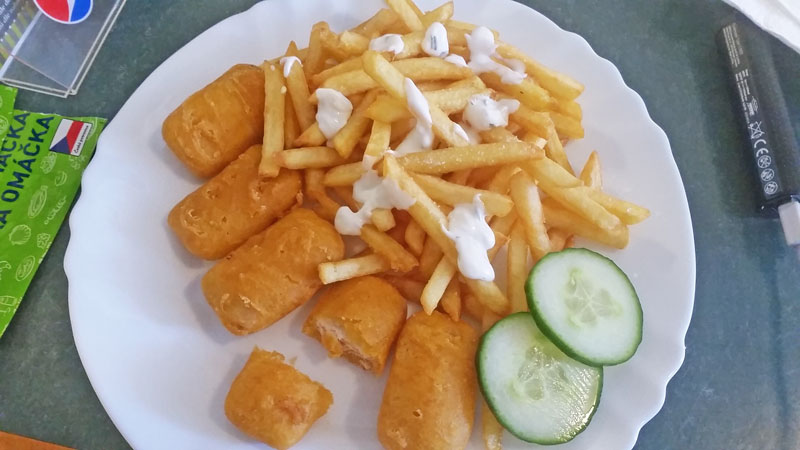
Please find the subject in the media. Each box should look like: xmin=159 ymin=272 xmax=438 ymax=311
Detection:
xmin=442 ymin=195 xmax=496 ymax=281
xmin=361 ymin=154 xmax=379 ymax=170
xmin=369 ymin=34 xmax=405 ymax=55
xmin=422 ymin=22 xmax=449 ymax=57
xmin=443 ymin=54 xmax=467 ymax=67
xmin=315 ymin=88 xmax=353 ymax=139
xmin=465 ymin=26 xmax=527 ymax=84
xmin=463 ymin=94 xmax=520 ymax=131
xmin=393 ymin=78 xmax=433 ymax=156
xmin=453 ymin=122 xmax=482 ymax=145
xmin=334 ymin=169 xmax=416 ymax=235
xmin=453 ymin=123 xmax=470 ymax=143
xmin=279 ymin=56 xmax=302 ymax=78
xmin=395 ymin=123 xmax=432 ymax=156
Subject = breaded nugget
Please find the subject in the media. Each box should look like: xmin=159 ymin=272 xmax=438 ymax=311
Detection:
xmin=378 ymin=311 xmax=478 ymax=450
xmin=162 ymin=64 xmax=264 ymax=178
xmin=168 ymin=145 xmax=301 ymax=260
xmin=225 ymin=347 xmax=332 ymax=450
xmin=203 ymin=208 xmax=345 ymax=335
xmin=303 ymin=276 xmax=407 ymax=374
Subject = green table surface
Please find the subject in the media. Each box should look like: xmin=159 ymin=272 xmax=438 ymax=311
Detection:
xmin=1 ymin=1 xmax=799 ymax=449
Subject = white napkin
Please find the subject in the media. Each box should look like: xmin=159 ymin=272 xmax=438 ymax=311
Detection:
xmin=721 ymin=0 xmax=800 ymax=53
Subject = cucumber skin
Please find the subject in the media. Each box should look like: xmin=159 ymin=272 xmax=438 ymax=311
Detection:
xmin=476 ymin=312 xmax=604 ymax=445
xmin=525 ymin=248 xmax=643 ymax=367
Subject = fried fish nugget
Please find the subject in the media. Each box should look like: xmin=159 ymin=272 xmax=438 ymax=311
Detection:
xmin=162 ymin=64 xmax=265 ymax=178
xmin=203 ymin=208 xmax=345 ymax=335
xmin=378 ymin=311 xmax=478 ymax=450
xmin=225 ymin=347 xmax=333 ymax=450
xmin=168 ymin=145 xmax=301 ymax=260
xmin=303 ymin=276 xmax=407 ymax=374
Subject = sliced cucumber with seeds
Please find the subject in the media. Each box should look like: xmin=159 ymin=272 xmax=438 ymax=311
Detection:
xmin=526 ymin=248 xmax=642 ymax=366
xmin=477 ymin=313 xmax=602 ymax=444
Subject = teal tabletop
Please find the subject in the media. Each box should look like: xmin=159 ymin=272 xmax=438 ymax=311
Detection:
xmin=1 ymin=1 xmax=799 ymax=449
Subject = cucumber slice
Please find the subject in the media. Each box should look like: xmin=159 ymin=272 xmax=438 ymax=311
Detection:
xmin=477 ymin=313 xmax=602 ymax=444
xmin=526 ymin=248 xmax=642 ymax=366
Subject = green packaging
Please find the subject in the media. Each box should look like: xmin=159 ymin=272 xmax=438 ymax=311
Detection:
xmin=0 ymin=86 xmax=106 ymax=337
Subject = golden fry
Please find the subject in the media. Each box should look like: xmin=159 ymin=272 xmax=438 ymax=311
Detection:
xmin=412 ymin=173 xmax=514 ymax=217
xmin=440 ymin=276 xmax=461 ymax=321
xmin=418 ymin=236 xmax=443 ymax=280
xmin=259 ymin=63 xmax=285 ymax=177
xmin=579 ymin=150 xmax=603 ymax=188
xmin=420 ymin=257 xmax=457 ymax=314
xmin=334 ymin=90 xmax=378 ymax=158
xmin=294 ymin=122 xmax=327 ymax=147
xmin=496 ymin=42 xmax=585 ymax=100
xmin=386 ymin=0 xmax=424 ymax=31
xmin=481 ymin=72 xmax=551 ymax=111
xmin=304 ymin=22 xmax=328 ymax=78
xmin=318 ymin=254 xmax=391 ymax=284
xmin=422 ymin=1 xmax=454 ymax=27
xmin=509 ymin=170 xmax=551 ymax=259
xmin=323 ymin=162 xmax=365 ymax=186
xmin=542 ymin=198 xmax=629 ymax=249
xmin=550 ymin=111 xmax=584 ymax=139
xmin=350 ymin=8 xmax=400 ymax=38
xmin=404 ymin=219 xmax=426 ymax=256
xmin=361 ymin=225 xmax=418 ymax=272
xmin=277 ymin=146 xmax=345 ymax=169
xmin=372 ymin=208 xmax=397 ymax=231
xmin=397 ymin=141 xmax=543 ymax=174
xmin=507 ymin=222 xmax=529 ymax=313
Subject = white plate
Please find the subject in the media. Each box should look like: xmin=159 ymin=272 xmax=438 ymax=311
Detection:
xmin=65 ymin=1 xmax=696 ymax=449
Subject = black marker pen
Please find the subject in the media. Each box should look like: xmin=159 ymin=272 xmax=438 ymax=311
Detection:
xmin=718 ymin=19 xmax=800 ymax=260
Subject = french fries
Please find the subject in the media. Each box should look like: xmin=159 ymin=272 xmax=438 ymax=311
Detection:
xmin=422 ymin=1 xmax=454 ymax=27
xmin=386 ymin=0 xmax=424 ymax=31
xmin=397 ymin=141 xmax=543 ymax=174
xmin=323 ymin=162 xmax=365 ymax=186
xmin=318 ymin=57 xmax=473 ymax=99
xmin=383 ymin=156 xmax=510 ymax=315
xmin=372 ymin=208 xmax=397 ymax=231
xmin=542 ymin=198 xmax=629 ymax=249
xmin=580 ymin=150 xmax=603 ymax=188
xmin=509 ymin=170 xmax=551 ymax=259
xmin=318 ymin=254 xmax=390 ymax=284
xmin=284 ymin=55 xmax=316 ymax=131
xmin=362 ymin=51 xmax=471 ymax=147
xmin=496 ymin=42 xmax=584 ymax=100
xmin=420 ymin=257 xmax=457 ymax=314
xmin=333 ymin=90 xmax=378 ymax=158
xmin=404 ymin=219 xmax=425 ymax=256
xmin=277 ymin=146 xmax=345 ymax=169
xmin=350 ymin=8 xmax=399 ymax=38
xmin=412 ymin=173 xmax=513 ymax=217
xmin=178 ymin=2 xmax=656 ymax=447
xmin=304 ymin=22 xmax=329 ymax=78
xmin=364 ymin=120 xmax=392 ymax=164
xmin=259 ymin=63 xmax=286 ymax=177
xmin=439 ymin=277 xmax=461 ymax=320
xmin=507 ymin=223 xmax=529 ymax=313
xmin=361 ymin=225 xmax=418 ymax=272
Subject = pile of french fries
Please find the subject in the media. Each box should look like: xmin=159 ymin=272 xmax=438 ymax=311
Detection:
xmin=257 ymin=0 xmax=649 ymax=446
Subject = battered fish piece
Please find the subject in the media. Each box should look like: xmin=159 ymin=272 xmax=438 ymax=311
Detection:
xmin=378 ymin=311 xmax=478 ymax=450
xmin=203 ymin=208 xmax=345 ymax=335
xmin=162 ymin=64 xmax=264 ymax=178
xmin=168 ymin=145 xmax=301 ymax=260
xmin=303 ymin=276 xmax=407 ymax=374
xmin=225 ymin=347 xmax=332 ymax=450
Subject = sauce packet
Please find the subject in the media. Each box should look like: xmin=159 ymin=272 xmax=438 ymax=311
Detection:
xmin=0 ymin=85 xmax=106 ymax=338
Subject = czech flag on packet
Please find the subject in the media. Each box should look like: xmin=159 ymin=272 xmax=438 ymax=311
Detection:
xmin=34 ymin=0 xmax=93 ymax=24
